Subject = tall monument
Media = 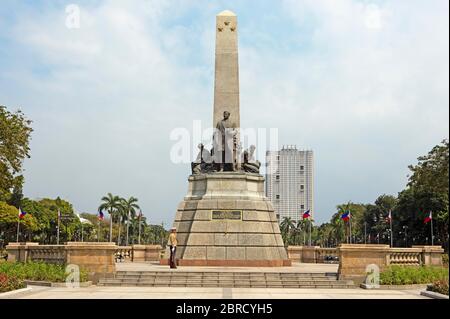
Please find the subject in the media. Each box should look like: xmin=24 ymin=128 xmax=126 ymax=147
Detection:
xmin=213 ymin=10 xmax=240 ymax=130
xmin=165 ymin=10 xmax=290 ymax=267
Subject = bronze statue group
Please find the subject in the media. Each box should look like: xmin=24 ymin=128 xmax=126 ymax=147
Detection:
xmin=191 ymin=111 xmax=261 ymax=175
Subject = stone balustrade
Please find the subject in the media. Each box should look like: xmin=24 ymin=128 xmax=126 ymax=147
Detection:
xmin=337 ymin=244 xmax=445 ymax=284
xmin=6 ymin=242 xmax=117 ymax=283
xmin=412 ymin=245 xmax=444 ymax=266
xmin=316 ymin=248 xmax=339 ymax=264
xmin=287 ymin=244 xmax=444 ymax=268
xmin=115 ymin=246 xmax=132 ymax=262
xmin=388 ymin=248 xmax=422 ymax=266
xmin=287 ymin=246 xmax=339 ymax=263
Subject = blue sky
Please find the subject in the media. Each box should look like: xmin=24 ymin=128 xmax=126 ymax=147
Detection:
xmin=0 ymin=0 xmax=448 ymax=225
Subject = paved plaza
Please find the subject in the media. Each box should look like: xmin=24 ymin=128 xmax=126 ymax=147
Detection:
xmin=1 ymin=285 xmax=428 ymax=299
xmin=0 ymin=263 xmax=431 ymax=299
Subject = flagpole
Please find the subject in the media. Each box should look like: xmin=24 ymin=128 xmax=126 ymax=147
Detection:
xmin=57 ymin=210 xmax=60 ymax=245
xmin=364 ymin=222 xmax=367 ymax=244
xmin=138 ymin=214 xmax=142 ymax=245
xmin=109 ymin=210 xmax=113 ymax=243
xmin=308 ymin=218 xmax=312 ymax=246
xmin=98 ymin=219 xmax=100 ymax=242
xmin=126 ymin=210 xmax=130 ymax=246
xmin=349 ymin=211 xmax=352 ymax=244
xmin=303 ymin=222 xmax=306 ymax=246
xmin=16 ymin=209 xmax=20 ymax=243
xmin=390 ymin=211 xmax=393 ymax=248
xmin=430 ymin=211 xmax=434 ymax=246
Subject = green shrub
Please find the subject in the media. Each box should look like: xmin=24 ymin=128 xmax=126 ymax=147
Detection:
xmin=380 ymin=265 xmax=449 ymax=285
xmin=0 ymin=262 xmax=88 ymax=283
xmin=0 ymin=273 xmax=25 ymax=293
xmin=442 ymin=254 xmax=449 ymax=266
xmin=427 ymin=279 xmax=449 ymax=295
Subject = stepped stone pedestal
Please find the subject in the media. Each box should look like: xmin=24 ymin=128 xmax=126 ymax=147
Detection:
xmin=163 ymin=172 xmax=290 ymax=267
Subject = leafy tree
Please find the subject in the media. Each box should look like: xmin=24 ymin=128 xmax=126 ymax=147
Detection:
xmin=364 ymin=195 xmax=397 ymax=244
xmin=405 ymin=139 xmax=449 ymax=249
xmin=0 ymin=201 xmax=38 ymax=246
xmin=407 ymin=139 xmax=449 ymax=194
xmin=21 ymin=197 xmax=76 ymax=244
xmin=0 ymin=106 xmax=33 ymax=202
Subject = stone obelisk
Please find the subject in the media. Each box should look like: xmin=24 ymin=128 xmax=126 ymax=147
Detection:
xmin=213 ymin=10 xmax=240 ymax=130
xmin=164 ymin=11 xmax=290 ymax=267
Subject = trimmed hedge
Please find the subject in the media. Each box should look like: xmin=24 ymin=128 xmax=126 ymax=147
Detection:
xmin=380 ymin=265 xmax=449 ymax=285
xmin=0 ymin=261 xmax=88 ymax=283
xmin=427 ymin=279 xmax=449 ymax=296
xmin=0 ymin=273 xmax=26 ymax=293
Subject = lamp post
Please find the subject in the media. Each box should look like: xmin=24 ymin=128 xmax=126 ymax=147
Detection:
xmin=387 ymin=229 xmax=391 ymax=247
xmin=403 ymin=225 xmax=408 ymax=247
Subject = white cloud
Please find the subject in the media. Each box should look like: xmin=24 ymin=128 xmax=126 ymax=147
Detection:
xmin=0 ymin=0 xmax=448 ymax=224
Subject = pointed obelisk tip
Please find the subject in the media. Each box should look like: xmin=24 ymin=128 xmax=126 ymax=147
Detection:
xmin=217 ymin=10 xmax=236 ymax=17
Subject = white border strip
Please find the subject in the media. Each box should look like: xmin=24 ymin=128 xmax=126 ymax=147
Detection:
xmin=0 ymin=287 xmax=32 ymax=298
xmin=420 ymin=290 xmax=449 ymax=299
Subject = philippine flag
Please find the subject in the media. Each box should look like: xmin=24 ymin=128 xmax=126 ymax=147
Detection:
xmin=424 ymin=211 xmax=432 ymax=224
xmin=341 ymin=211 xmax=351 ymax=221
xmin=303 ymin=210 xmax=311 ymax=219
xmin=386 ymin=210 xmax=392 ymax=223
xmin=18 ymin=208 xmax=27 ymax=219
xmin=98 ymin=211 xmax=104 ymax=221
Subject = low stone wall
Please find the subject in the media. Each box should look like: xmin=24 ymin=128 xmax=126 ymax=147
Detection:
xmin=337 ymin=244 xmax=445 ymax=284
xmin=6 ymin=242 xmax=45 ymax=263
xmin=66 ymin=242 xmax=117 ymax=283
xmin=412 ymin=245 xmax=444 ymax=266
xmin=6 ymin=242 xmax=117 ymax=283
xmin=287 ymin=246 xmax=302 ymax=261
xmin=131 ymin=245 xmax=162 ymax=262
xmin=338 ymin=244 xmax=390 ymax=283
xmin=287 ymin=246 xmax=338 ymax=263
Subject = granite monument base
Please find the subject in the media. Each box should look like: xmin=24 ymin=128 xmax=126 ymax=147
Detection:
xmin=162 ymin=172 xmax=290 ymax=267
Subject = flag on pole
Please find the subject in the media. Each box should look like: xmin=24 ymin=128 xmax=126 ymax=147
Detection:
xmin=386 ymin=210 xmax=392 ymax=223
xmin=341 ymin=211 xmax=351 ymax=221
xmin=302 ymin=210 xmax=311 ymax=219
xmin=424 ymin=211 xmax=432 ymax=224
xmin=98 ymin=211 xmax=104 ymax=221
xmin=19 ymin=208 xmax=27 ymax=219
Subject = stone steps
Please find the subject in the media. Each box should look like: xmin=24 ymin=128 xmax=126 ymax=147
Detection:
xmin=98 ymin=271 xmax=354 ymax=288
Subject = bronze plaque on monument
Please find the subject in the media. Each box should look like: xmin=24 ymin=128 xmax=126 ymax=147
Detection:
xmin=211 ymin=210 xmax=242 ymax=220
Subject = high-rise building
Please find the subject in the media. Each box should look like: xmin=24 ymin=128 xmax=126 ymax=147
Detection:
xmin=265 ymin=146 xmax=314 ymax=223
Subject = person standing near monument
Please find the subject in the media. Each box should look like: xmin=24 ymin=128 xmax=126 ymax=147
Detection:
xmin=169 ymin=227 xmax=178 ymax=269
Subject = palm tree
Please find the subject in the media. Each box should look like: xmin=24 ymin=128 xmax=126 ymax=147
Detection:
xmin=330 ymin=213 xmax=345 ymax=245
xmin=115 ymin=203 xmax=127 ymax=246
xmin=98 ymin=193 xmax=122 ymax=242
xmin=280 ymin=217 xmax=295 ymax=245
xmin=121 ymin=197 xmax=140 ymax=246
